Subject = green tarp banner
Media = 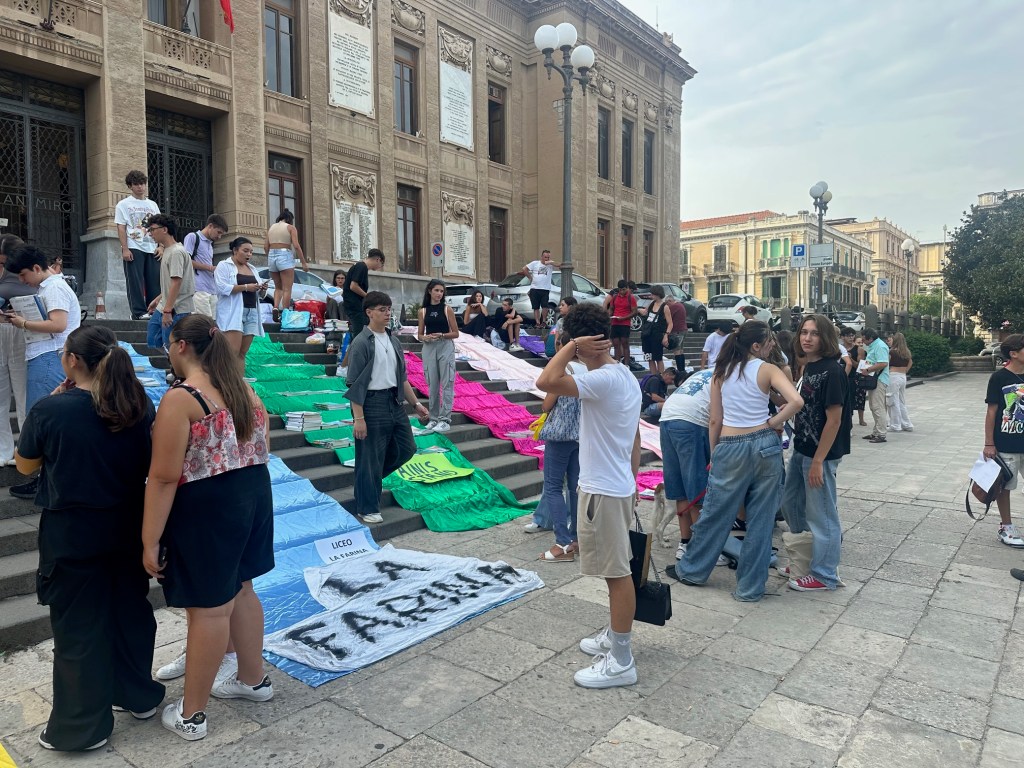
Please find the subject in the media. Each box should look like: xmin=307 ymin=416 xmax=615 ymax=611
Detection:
xmin=248 ymin=337 xmax=533 ymax=531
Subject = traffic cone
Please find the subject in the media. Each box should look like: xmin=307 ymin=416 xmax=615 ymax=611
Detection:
xmin=95 ymin=291 xmax=106 ymax=320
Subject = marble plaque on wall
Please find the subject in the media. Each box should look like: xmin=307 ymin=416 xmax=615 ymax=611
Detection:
xmin=332 ymin=165 xmax=378 ymax=263
xmin=438 ymin=27 xmax=473 ymax=149
xmin=442 ymin=191 xmax=475 ymax=277
xmin=329 ymin=6 xmax=375 ymax=117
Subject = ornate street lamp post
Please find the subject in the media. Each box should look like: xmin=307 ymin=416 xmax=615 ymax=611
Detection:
xmin=809 ymin=181 xmax=833 ymax=312
xmin=534 ymin=23 xmax=595 ymax=303
xmin=902 ymin=238 xmax=916 ymax=315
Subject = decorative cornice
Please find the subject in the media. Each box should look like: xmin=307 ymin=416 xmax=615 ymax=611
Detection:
xmin=441 ymin=191 xmax=475 ymax=229
xmin=0 ymin=21 xmax=102 ymax=67
xmin=621 ymin=88 xmax=638 ymax=113
xmin=264 ymin=125 xmax=311 ymax=145
xmin=391 ymin=0 xmax=425 ymax=36
xmin=438 ymin=26 xmax=473 ymax=73
xmin=485 ymin=45 xmax=512 ymax=78
xmin=330 ymin=164 xmax=377 ymax=208
xmin=439 ymin=172 xmax=477 ymax=193
xmin=327 ymin=143 xmax=380 ymax=165
xmin=144 ymin=65 xmax=231 ymax=103
xmin=395 ymin=161 xmax=428 ymax=181
xmin=329 ymin=0 xmax=372 ymax=27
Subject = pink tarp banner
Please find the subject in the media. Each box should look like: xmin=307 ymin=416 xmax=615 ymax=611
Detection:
xmin=405 ymin=352 xmax=544 ymax=464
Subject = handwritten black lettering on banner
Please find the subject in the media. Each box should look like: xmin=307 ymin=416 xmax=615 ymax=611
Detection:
xmin=267 ymin=546 xmax=544 ymax=673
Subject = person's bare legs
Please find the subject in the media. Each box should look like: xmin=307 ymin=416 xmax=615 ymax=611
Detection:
xmin=182 ymin=602 xmax=233 ymax=716
xmin=676 ymin=500 xmax=702 ymax=540
xmin=278 ymin=268 xmax=295 ymax=311
xmin=269 ymin=270 xmax=282 ymax=311
xmin=229 ymin=582 xmax=266 ymax=685
xmin=222 ymin=330 xmax=243 ymax=359
xmin=997 ymin=488 xmax=1012 ymax=527
xmin=240 ymin=334 xmax=255 ymax=360
xmin=607 ymin=576 xmax=635 ymax=633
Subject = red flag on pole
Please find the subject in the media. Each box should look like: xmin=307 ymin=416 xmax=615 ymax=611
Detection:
xmin=220 ymin=0 xmax=234 ymax=33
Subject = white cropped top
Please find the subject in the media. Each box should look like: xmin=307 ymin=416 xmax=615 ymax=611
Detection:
xmin=720 ymin=358 xmax=769 ymax=427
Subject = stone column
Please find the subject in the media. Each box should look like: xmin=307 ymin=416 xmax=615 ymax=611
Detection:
xmin=81 ymin=0 xmax=150 ymax=319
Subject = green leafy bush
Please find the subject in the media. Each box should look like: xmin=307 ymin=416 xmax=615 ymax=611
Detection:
xmin=950 ymin=336 xmax=984 ymax=355
xmin=904 ymin=331 xmax=952 ymax=376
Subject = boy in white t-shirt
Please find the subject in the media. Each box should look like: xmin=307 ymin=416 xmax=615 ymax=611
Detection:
xmin=700 ymin=325 xmax=729 ymax=369
xmin=114 ymin=170 xmax=161 ymax=320
xmin=537 ymin=302 xmax=641 ymax=689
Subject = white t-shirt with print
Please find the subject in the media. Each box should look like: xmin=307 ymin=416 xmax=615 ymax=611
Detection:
xmin=660 ymin=369 xmax=713 ymax=428
xmin=114 ymin=196 xmax=161 ymax=254
xmin=574 ymin=362 xmax=641 ymax=498
xmin=526 ymin=260 xmax=553 ymax=291
xmin=26 ymin=275 xmax=81 ymax=361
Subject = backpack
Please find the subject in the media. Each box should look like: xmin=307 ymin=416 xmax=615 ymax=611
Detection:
xmin=187 ymin=231 xmax=203 ymax=270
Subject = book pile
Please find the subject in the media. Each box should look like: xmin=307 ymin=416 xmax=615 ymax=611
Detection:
xmin=284 ymin=411 xmax=322 ymax=431
xmin=314 ymin=402 xmax=348 ymax=411
xmin=310 ymin=437 xmax=352 ymax=449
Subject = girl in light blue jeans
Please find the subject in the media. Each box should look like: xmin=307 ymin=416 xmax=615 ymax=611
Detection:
xmin=671 ymin=321 xmax=803 ymax=601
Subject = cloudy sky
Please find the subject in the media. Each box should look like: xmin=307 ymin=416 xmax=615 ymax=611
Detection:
xmin=623 ymin=0 xmax=1024 ymax=242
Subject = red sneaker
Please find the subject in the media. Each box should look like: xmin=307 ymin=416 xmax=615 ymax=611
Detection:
xmin=788 ymin=575 xmax=829 ymax=592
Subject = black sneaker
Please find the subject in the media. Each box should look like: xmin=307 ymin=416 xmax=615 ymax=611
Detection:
xmin=732 ymin=518 xmax=747 ymax=532
xmin=10 ymin=477 xmax=38 ymax=500
xmin=38 ymin=729 xmax=107 ymax=751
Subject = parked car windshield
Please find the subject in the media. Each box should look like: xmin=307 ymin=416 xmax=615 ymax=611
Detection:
xmin=499 ymin=274 xmax=529 ymax=288
xmin=708 ymin=294 xmax=741 ymax=309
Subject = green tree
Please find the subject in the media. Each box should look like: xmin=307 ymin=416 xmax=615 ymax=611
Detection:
xmin=945 ymin=193 xmax=1024 ymax=330
xmin=909 ymin=287 xmax=942 ymax=317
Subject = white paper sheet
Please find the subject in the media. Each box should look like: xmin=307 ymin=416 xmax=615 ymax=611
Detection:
xmin=970 ymin=452 xmax=1003 ymax=491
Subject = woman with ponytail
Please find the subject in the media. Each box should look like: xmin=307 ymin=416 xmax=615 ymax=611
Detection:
xmin=143 ymin=314 xmax=274 ymax=742
xmin=215 ymin=237 xmax=267 ymax=360
xmin=670 ymin=321 xmax=803 ymax=602
xmin=16 ymin=326 xmax=163 ymax=751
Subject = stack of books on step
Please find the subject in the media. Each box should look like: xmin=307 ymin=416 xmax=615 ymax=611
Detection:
xmin=314 ymin=402 xmax=348 ymax=411
xmin=284 ymin=411 xmax=322 ymax=431
xmin=310 ymin=437 xmax=352 ymax=449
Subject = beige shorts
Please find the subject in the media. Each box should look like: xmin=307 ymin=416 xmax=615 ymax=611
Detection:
xmin=577 ymin=491 xmax=634 ymax=579
xmin=998 ymin=452 xmax=1024 ymax=491
xmin=193 ymin=291 xmax=218 ymax=319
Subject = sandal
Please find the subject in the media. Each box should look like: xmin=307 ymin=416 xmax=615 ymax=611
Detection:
xmin=539 ymin=544 xmax=575 ymax=563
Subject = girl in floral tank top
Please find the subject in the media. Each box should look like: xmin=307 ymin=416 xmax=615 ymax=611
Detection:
xmin=143 ymin=315 xmax=274 ymax=741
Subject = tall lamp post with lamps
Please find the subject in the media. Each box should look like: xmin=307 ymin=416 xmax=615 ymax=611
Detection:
xmin=901 ymin=238 xmax=916 ymax=315
xmin=809 ymin=181 xmax=832 ymax=312
xmin=534 ymin=23 xmax=595 ymax=303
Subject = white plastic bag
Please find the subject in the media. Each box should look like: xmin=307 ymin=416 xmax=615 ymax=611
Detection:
xmin=490 ymin=329 xmax=506 ymax=350
xmin=305 ymin=332 xmax=325 ymax=345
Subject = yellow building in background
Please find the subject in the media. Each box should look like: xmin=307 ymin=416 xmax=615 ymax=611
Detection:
xmin=679 ymin=211 xmax=873 ymax=310
xmin=832 ymin=218 xmax=919 ymax=313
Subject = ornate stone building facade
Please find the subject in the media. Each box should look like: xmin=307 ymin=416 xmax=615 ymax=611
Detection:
xmin=679 ymin=211 xmax=874 ymax=311
xmin=0 ymin=0 xmax=694 ymax=316
xmin=832 ymin=218 xmax=919 ymax=314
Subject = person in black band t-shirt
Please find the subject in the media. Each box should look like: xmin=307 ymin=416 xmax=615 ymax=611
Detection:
xmin=16 ymin=326 xmax=163 ymax=752
xmin=340 ymin=249 xmax=385 ymax=371
xmin=781 ymin=314 xmax=852 ymax=593
xmin=985 ymin=334 xmax=1024 ymax=551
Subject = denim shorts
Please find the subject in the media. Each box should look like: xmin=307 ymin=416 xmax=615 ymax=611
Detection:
xmin=267 ymin=248 xmax=295 ymax=272
xmin=660 ymin=419 xmax=710 ymax=501
xmin=241 ymin=307 xmax=262 ymax=336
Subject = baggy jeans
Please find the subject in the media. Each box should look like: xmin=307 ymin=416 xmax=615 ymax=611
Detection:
xmin=782 ymin=452 xmax=842 ymax=589
xmin=123 ymin=248 xmax=160 ymax=319
xmin=675 ymin=428 xmax=783 ymax=601
xmin=353 ymin=390 xmax=417 ymax=517
xmin=421 ymin=338 xmax=456 ymax=424
xmin=542 ymin=440 xmax=580 ymax=547
xmin=0 ymin=322 xmax=27 ymax=461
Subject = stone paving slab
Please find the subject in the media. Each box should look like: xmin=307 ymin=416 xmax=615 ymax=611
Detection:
xmin=7 ymin=374 xmax=1024 ymax=766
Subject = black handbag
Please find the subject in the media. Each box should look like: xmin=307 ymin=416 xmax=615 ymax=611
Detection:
xmin=630 ymin=511 xmax=672 ymax=626
xmin=854 ymin=372 xmax=878 ymax=391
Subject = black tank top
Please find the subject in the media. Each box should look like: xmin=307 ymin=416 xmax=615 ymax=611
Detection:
xmin=424 ymin=302 xmax=448 ymax=335
xmin=237 ymin=273 xmax=258 ymax=309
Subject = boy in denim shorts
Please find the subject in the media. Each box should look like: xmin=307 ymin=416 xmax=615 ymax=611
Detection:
xmin=537 ymin=303 xmax=641 ymax=688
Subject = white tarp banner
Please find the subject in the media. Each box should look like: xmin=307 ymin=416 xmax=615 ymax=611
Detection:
xmin=264 ymin=545 xmax=544 ymax=672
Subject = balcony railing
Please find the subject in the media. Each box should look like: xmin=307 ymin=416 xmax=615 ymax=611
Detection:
xmin=679 ymin=264 xmax=695 ymax=276
xmin=758 ymin=258 xmax=789 ymax=271
xmin=143 ymin=20 xmax=232 ymax=83
xmin=0 ymin=0 xmax=103 ymax=38
xmin=703 ymin=261 xmax=737 ymax=276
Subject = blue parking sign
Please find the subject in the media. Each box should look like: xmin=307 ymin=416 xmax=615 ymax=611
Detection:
xmin=791 ymin=243 xmax=807 ymax=268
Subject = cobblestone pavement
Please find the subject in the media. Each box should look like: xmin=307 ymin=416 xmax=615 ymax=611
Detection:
xmin=3 ymin=372 xmax=1021 ymax=767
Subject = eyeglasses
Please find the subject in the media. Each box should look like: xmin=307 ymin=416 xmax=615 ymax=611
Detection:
xmin=146 ymin=225 xmax=165 ymax=233
xmin=369 ymin=306 xmax=392 ymax=314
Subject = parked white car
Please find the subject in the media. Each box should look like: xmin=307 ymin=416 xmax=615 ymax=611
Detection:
xmin=256 ymin=268 xmax=330 ymax=304
xmin=835 ymin=311 xmax=866 ymax=333
xmin=444 ymin=283 xmax=499 ymax=325
xmin=705 ymin=294 xmax=773 ymax=330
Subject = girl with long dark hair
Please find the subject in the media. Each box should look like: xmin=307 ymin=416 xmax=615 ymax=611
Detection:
xmin=18 ymin=326 xmax=163 ymax=751
xmin=417 ymin=280 xmax=458 ymax=433
xmin=670 ymin=321 xmax=803 ymax=601
xmin=462 ymin=289 xmax=491 ymax=338
xmin=142 ymin=315 xmax=274 ymax=741
xmin=214 ymin=237 xmax=267 ymax=360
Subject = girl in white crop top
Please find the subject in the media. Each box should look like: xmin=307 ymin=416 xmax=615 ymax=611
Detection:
xmin=710 ymin=322 xmax=803 ymax=451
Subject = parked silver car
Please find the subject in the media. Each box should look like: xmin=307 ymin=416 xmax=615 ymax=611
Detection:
xmin=631 ymin=282 xmax=708 ymax=333
xmin=835 ymin=311 xmax=866 ymax=333
xmin=256 ymin=268 xmax=330 ymax=304
xmin=493 ymin=271 xmax=606 ymax=326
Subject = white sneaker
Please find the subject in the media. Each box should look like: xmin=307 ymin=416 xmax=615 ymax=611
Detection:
xmin=523 ymin=522 xmax=548 ymax=533
xmin=211 ymin=674 xmax=274 ymax=702
xmin=433 ymin=421 xmax=451 ymax=433
xmin=424 ymin=420 xmax=438 ymax=432
xmin=338 ymin=366 xmax=348 ymax=378
xmin=716 ymin=555 xmax=730 ymax=567
xmin=360 ymin=512 xmax=384 ymax=524
xmin=161 ymin=698 xmax=207 ymax=741
xmin=999 ymin=524 xmax=1024 ymax=548
xmin=573 ymin=653 xmax=637 ymax=689
xmin=215 ymin=655 xmax=238 ymax=685
xmin=579 ymin=627 xmax=612 ymax=656
xmin=676 ymin=542 xmax=686 ymax=560
xmin=113 ymin=705 xmax=158 ymax=720
xmin=156 ymin=648 xmax=186 ymax=680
